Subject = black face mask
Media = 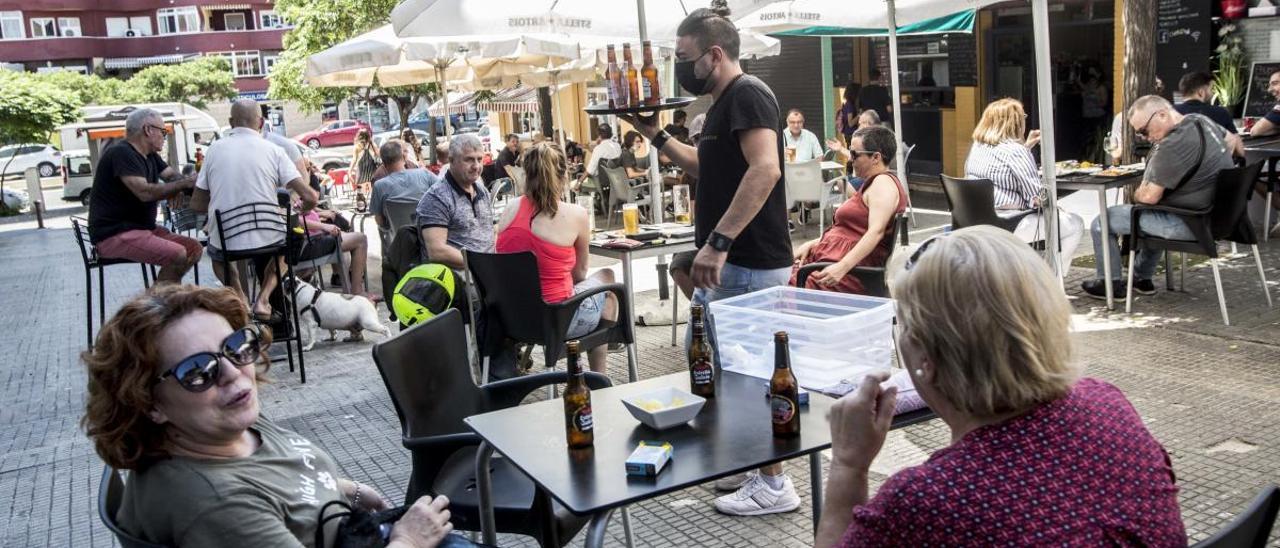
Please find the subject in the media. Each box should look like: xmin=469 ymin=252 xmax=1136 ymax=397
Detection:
xmin=675 ymin=51 xmax=714 ymax=96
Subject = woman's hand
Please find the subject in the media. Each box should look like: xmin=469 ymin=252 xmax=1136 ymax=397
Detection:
xmin=389 ymin=495 xmax=453 ymax=548
xmin=341 ymin=480 xmax=390 ymax=512
xmin=828 ymin=371 xmax=898 ymax=472
xmin=808 ymin=261 xmax=852 ymax=288
xmin=1025 ymin=129 xmax=1042 ymax=149
xmin=326 ymin=224 xmax=342 ymax=237
xmin=825 ymin=138 xmax=847 ymax=152
xmin=793 ymin=239 xmax=816 ymax=261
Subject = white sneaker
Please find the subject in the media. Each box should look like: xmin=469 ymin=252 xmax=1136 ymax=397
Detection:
xmin=713 ymin=473 xmax=801 ymax=516
xmin=713 ymin=470 xmax=756 ymax=492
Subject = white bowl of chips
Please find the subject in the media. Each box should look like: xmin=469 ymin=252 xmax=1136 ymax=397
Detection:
xmin=621 ymin=387 xmax=706 ymax=430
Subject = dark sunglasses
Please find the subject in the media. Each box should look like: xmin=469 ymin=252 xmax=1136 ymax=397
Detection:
xmin=147 ymin=124 xmax=170 ymax=137
xmin=850 ymin=149 xmax=879 ymax=158
xmin=905 ymin=233 xmax=948 ymax=271
xmin=156 ymin=326 xmax=264 ymax=392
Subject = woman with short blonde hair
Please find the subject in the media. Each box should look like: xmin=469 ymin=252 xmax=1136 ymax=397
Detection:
xmin=971 ymin=97 xmax=1028 ymax=145
xmin=816 ymin=226 xmax=1185 ymax=547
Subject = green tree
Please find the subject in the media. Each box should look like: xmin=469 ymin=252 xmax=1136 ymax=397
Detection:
xmin=0 ymin=71 xmax=81 ymax=212
xmin=126 ymin=56 xmax=237 ymax=109
xmin=33 ymin=70 xmax=140 ymax=106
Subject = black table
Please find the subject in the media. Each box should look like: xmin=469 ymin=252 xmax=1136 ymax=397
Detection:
xmin=1243 ymin=136 xmax=1280 ymax=241
xmin=468 ymin=371 xmax=937 ymax=547
xmin=1055 ymin=170 xmax=1144 ymax=310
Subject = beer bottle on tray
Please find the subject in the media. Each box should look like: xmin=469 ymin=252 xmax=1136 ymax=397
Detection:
xmin=688 ymin=304 xmax=715 ymax=398
xmin=605 ymin=45 xmax=624 ymax=109
xmin=770 ymin=331 xmax=800 ymax=438
xmin=623 ymin=43 xmax=640 ymax=108
xmin=564 ymin=340 xmax=594 ymax=448
xmin=641 ymin=40 xmax=661 ymax=106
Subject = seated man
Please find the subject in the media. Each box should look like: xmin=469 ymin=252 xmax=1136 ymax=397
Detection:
xmin=88 ymin=108 xmax=202 ymax=284
xmin=416 ymin=133 xmax=495 ymax=270
xmin=1082 ymin=95 xmax=1238 ymax=298
xmin=190 ymin=99 xmax=317 ymax=321
xmin=371 ymin=140 xmax=441 ymax=230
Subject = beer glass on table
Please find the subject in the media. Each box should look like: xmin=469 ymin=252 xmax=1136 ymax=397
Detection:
xmin=622 ymin=203 xmax=640 ymax=235
xmin=673 ymin=184 xmax=692 ymax=225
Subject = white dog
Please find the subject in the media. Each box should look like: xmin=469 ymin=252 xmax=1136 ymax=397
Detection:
xmin=292 ymin=279 xmax=390 ymax=351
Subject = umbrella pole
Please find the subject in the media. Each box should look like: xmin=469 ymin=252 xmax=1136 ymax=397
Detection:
xmin=1032 ymin=0 xmax=1063 ymax=283
xmin=886 ymin=0 xmax=907 ymax=187
xmin=637 ymin=0 xmax=663 ymax=222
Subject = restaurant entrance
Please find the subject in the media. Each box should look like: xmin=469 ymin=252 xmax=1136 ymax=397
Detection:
xmin=984 ymin=0 xmax=1116 ymax=163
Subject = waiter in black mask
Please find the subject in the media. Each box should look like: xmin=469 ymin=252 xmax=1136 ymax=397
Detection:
xmin=621 ymin=1 xmax=797 ymax=516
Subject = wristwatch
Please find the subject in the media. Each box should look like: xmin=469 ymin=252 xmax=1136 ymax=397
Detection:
xmin=651 ymin=130 xmax=672 ymax=152
xmin=707 ymin=231 xmax=734 ymax=252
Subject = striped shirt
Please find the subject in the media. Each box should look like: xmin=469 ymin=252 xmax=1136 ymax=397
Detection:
xmin=964 ymin=140 xmax=1042 ymax=210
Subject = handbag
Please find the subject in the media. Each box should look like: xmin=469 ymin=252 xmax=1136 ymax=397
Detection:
xmin=316 ymin=500 xmax=409 ymax=548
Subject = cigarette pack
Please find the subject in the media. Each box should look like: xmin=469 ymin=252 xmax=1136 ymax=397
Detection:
xmin=625 ymin=441 xmax=673 ymax=476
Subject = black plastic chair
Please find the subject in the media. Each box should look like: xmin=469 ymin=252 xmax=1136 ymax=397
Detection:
xmin=371 ymin=309 xmax=607 ymax=547
xmin=1191 ymin=485 xmax=1280 ymax=547
xmin=939 ymin=174 xmax=1035 ymax=232
xmin=794 ymin=214 xmax=908 ymax=298
xmin=71 ymin=216 xmax=155 ymax=349
xmin=212 ymin=200 xmax=307 ymax=382
xmin=1262 ymin=158 xmax=1279 ymax=242
xmin=465 ymin=251 xmax=634 ymax=382
xmin=378 ymin=197 xmax=421 ymax=252
xmin=1126 ymin=161 xmax=1273 ymax=324
xmin=98 ymin=466 xmax=168 ymax=548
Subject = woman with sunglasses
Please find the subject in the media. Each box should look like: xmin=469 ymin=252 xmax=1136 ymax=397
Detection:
xmin=815 ymin=227 xmax=1185 ymax=547
xmin=82 ymin=285 xmax=453 ymax=548
xmin=790 ymin=125 xmax=907 ymax=293
xmin=965 ymin=98 xmax=1085 ymax=261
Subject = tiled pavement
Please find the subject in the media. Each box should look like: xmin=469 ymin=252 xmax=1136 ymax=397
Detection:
xmin=1 ymin=208 xmax=1279 ymax=547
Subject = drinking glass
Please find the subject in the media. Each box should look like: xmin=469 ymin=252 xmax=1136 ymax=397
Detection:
xmin=622 ymin=203 xmax=640 ymax=235
xmin=576 ymin=195 xmax=596 ymax=232
xmin=672 ymin=184 xmax=692 ymax=225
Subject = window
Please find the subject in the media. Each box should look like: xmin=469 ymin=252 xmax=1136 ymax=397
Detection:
xmin=157 ymin=7 xmax=199 ymax=34
xmin=259 ymin=10 xmax=282 ymax=28
xmin=37 ymin=65 xmax=88 ymax=74
xmin=210 ymin=51 xmax=262 ymax=77
xmin=29 ymin=17 xmax=54 ymax=38
xmin=58 ymin=17 xmax=80 ymax=37
xmin=223 ymin=13 xmax=246 ymax=31
xmin=0 ymin=11 xmax=23 ymax=40
xmin=130 ymin=16 xmax=152 ymax=36
xmin=262 ymin=54 xmax=279 ymax=74
xmin=105 ymin=17 xmax=128 ymax=36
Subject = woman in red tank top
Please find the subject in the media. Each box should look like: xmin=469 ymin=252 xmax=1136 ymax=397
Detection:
xmin=496 ymin=142 xmax=619 ymax=372
xmin=790 ymin=126 xmax=906 ymax=294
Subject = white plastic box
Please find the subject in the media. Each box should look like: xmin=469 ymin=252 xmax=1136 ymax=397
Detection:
xmin=710 ymin=286 xmax=895 ymax=391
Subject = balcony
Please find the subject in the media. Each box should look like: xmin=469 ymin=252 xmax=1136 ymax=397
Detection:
xmin=0 ymin=28 xmax=286 ymax=63
xmin=0 ymin=0 xmax=238 ymax=11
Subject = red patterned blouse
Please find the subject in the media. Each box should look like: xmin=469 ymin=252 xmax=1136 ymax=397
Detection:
xmin=838 ymin=378 xmax=1185 ymax=547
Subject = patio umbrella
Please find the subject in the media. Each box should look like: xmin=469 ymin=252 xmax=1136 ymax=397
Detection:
xmin=305 ymin=25 xmax=474 ymax=88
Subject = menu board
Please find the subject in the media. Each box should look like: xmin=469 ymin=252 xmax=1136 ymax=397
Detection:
xmin=1245 ymin=62 xmax=1280 ymax=118
xmin=948 ymin=34 xmax=977 ymax=87
xmin=1155 ymin=0 xmax=1211 ymax=99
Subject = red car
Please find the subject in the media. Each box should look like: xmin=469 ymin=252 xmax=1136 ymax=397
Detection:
xmin=293 ymin=119 xmax=372 ymax=149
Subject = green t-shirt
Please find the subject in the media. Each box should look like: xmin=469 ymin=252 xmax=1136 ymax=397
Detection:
xmin=117 ymin=417 xmax=346 ymax=548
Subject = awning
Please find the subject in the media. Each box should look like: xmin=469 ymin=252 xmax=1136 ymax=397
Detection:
xmin=200 ymin=3 xmax=251 ymax=13
xmin=476 ymin=86 xmax=542 ymax=114
xmin=427 ymin=91 xmax=479 ymax=116
xmin=772 ymin=9 xmax=975 ymax=37
xmin=103 ymin=54 xmax=196 ymax=70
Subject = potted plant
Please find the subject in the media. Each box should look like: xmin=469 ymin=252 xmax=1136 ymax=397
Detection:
xmin=1212 ymin=22 xmax=1248 ymax=118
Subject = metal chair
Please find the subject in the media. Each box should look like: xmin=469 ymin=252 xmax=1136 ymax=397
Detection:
xmin=212 ymin=200 xmax=307 ymax=382
xmin=1191 ymin=485 xmax=1280 ymax=547
xmin=371 ymin=308 xmax=604 ymax=547
xmin=70 ymin=216 xmax=155 ymax=349
xmin=794 ymin=214 xmax=908 ymax=297
xmin=1126 ymin=161 xmax=1272 ymax=324
xmin=784 ymin=159 xmax=826 ymax=233
xmin=465 ymin=251 xmax=636 ymax=384
xmin=98 ymin=466 xmax=168 ymax=548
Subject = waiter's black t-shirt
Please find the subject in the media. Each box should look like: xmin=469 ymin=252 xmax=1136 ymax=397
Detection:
xmin=88 ymin=140 xmax=168 ymax=244
xmin=858 ymin=84 xmax=893 ymax=124
xmin=695 ymin=74 xmax=792 ymax=269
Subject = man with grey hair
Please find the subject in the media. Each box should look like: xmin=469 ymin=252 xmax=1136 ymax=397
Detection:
xmin=88 ymin=107 xmax=202 ymax=284
xmin=1082 ymin=95 xmax=1239 ymax=299
xmin=415 ymin=133 xmax=493 ymax=270
xmin=190 ymin=98 xmax=317 ymax=321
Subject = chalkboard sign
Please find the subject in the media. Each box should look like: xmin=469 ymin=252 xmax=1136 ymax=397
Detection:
xmin=1155 ymin=0 xmax=1211 ymax=100
xmin=948 ymin=34 xmax=977 ymax=87
xmin=1244 ymin=62 xmax=1280 ymax=118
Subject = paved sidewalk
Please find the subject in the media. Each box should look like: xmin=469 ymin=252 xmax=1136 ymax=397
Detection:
xmin=1 ymin=209 xmax=1278 ymax=546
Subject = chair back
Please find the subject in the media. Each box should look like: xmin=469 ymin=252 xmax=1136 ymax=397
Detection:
xmin=70 ymin=216 xmax=97 ymax=266
xmin=372 ymin=308 xmax=484 ymax=441
xmin=1192 ymin=485 xmax=1280 ymax=548
xmin=939 ymin=175 xmax=1008 ymax=230
xmin=784 ymin=159 xmax=823 ymax=207
xmin=794 ymin=213 xmax=906 ymax=297
xmin=464 ymin=251 xmax=550 ymax=344
xmin=98 ymin=466 xmax=169 ymax=548
xmin=384 ymin=198 xmax=420 ymax=236
xmin=602 ymin=166 xmax=634 ymax=206
xmin=212 ymin=201 xmax=288 ymax=253
xmin=1210 ymin=161 xmax=1265 ymax=244
xmin=506 ymin=165 xmax=526 ymax=194
xmin=895 ymin=143 xmax=917 ymax=174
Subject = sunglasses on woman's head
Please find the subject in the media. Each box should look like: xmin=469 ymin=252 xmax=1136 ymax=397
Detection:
xmin=904 ymin=233 xmax=948 ymax=272
xmin=157 ymin=326 xmax=264 ymax=392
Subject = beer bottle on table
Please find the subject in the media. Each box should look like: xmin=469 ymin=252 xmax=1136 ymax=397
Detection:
xmin=688 ymin=304 xmax=715 ymax=398
xmin=770 ymin=331 xmax=800 ymax=438
xmin=563 ymin=340 xmax=594 ymax=449
xmin=605 ymin=45 xmax=624 ymax=109
xmin=623 ymin=43 xmax=640 ymax=108
xmin=641 ymin=40 xmax=661 ymax=106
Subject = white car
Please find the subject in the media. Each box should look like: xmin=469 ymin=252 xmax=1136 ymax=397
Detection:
xmin=373 ymin=128 xmax=431 ymax=148
xmin=1 ymin=187 xmax=30 ymax=212
xmin=61 ymin=150 xmax=93 ymax=205
xmin=0 ymin=144 xmax=62 ymax=178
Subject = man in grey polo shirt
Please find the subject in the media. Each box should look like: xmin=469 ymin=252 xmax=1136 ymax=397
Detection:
xmin=416 ymin=133 xmax=494 ymax=269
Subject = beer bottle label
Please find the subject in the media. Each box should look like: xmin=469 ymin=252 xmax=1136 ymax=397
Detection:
xmin=691 ymin=358 xmax=713 ymax=385
xmin=574 ymin=404 xmax=594 ymax=432
xmin=641 ymin=79 xmax=653 ymax=101
xmin=770 ymin=395 xmax=797 ymax=425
